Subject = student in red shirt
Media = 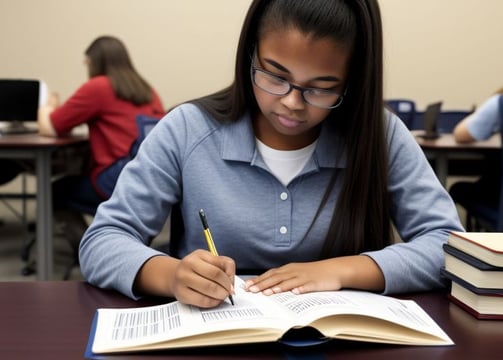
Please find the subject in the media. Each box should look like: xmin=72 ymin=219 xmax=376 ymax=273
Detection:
xmin=38 ymin=36 xmax=164 ymax=249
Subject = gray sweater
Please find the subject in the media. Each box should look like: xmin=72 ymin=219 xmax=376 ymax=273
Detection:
xmin=79 ymin=103 xmax=463 ymax=299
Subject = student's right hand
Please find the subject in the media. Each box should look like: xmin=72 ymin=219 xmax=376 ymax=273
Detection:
xmin=171 ymin=250 xmax=235 ymax=308
xmin=47 ymin=92 xmax=60 ymax=107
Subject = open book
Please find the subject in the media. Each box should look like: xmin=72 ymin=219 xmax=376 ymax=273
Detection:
xmin=87 ymin=278 xmax=453 ymax=355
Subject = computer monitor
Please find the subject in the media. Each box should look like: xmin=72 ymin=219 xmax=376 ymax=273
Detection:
xmin=0 ymin=79 xmax=42 ymax=134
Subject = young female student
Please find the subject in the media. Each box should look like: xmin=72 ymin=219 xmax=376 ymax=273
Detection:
xmin=37 ymin=36 xmax=164 ymax=240
xmin=80 ymin=0 xmax=463 ymax=308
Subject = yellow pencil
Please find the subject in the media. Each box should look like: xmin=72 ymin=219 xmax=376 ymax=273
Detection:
xmin=198 ymin=209 xmax=234 ymax=305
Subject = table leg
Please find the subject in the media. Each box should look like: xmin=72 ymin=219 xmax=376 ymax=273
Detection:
xmin=36 ymin=150 xmax=53 ymax=280
xmin=432 ymin=153 xmax=448 ymax=187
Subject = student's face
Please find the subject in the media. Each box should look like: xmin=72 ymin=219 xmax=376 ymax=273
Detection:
xmin=252 ymin=28 xmax=350 ymax=150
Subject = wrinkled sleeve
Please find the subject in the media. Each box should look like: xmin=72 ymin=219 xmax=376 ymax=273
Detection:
xmin=364 ymin=111 xmax=464 ymax=294
xmin=78 ymin=107 xmax=188 ymax=299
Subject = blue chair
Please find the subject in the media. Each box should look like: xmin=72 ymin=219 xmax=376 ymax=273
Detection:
xmin=462 ymin=95 xmax=503 ymax=231
xmin=437 ymin=110 xmax=474 ymax=133
xmin=94 ymin=114 xmax=161 ymax=199
xmin=130 ymin=114 xmax=160 ymax=157
xmin=385 ymin=99 xmax=416 ymax=129
xmin=412 ymin=109 xmax=473 ymax=133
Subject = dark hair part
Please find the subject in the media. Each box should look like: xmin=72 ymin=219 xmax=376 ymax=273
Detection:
xmin=85 ymin=36 xmax=153 ymax=105
xmin=192 ymin=0 xmax=393 ymax=257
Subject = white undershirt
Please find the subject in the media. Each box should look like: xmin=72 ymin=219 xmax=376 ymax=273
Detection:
xmin=255 ymin=138 xmax=317 ymax=186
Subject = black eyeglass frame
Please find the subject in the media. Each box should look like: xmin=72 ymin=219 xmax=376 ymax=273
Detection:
xmin=250 ymin=59 xmax=347 ymax=109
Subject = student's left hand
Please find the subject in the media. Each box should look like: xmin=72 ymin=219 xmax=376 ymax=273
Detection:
xmin=243 ymin=256 xmax=385 ymax=295
xmin=243 ymin=260 xmax=342 ymax=295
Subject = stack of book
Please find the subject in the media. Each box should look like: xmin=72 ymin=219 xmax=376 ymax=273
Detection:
xmin=442 ymin=231 xmax=503 ymax=319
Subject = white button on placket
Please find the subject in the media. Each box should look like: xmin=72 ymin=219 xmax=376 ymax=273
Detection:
xmin=279 ymin=226 xmax=287 ymax=234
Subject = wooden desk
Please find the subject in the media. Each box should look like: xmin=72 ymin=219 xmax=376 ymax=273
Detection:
xmin=0 ymin=281 xmax=501 ymax=359
xmin=0 ymin=133 xmax=88 ymax=280
xmin=413 ymin=132 xmax=501 ymax=186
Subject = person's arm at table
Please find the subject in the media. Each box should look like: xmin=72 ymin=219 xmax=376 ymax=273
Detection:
xmin=453 ymin=94 xmax=501 ymax=143
xmin=37 ymin=92 xmax=59 ymax=137
xmin=453 ymin=114 xmax=476 ymax=143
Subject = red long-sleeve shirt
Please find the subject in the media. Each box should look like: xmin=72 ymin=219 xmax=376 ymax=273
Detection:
xmin=50 ymin=76 xmax=164 ymax=195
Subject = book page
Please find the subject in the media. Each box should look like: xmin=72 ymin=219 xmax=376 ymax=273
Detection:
xmin=91 ymin=278 xmax=453 ymax=352
xmin=91 ymin=278 xmax=289 ymax=352
xmin=267 ymin=290 xmax=452 ymax=343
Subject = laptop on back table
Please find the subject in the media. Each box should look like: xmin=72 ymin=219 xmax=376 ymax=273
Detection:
xmin=417 ymin=101 xmax=442 ymax=139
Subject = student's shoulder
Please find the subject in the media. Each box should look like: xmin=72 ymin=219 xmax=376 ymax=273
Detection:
xmin=383 ymin=107 xmax=401 ymax=125
xmin=82 ymin=75 xmax=110 ymax=87
xmin=166 ymin=103 xmax=222 ymax=130
xmin=77 ymin=76 xmax=112 ymax=94
xmin=466 ymin=94 xmax=501 ymax=127
xmin=382 ymin=107 xmax=422 ymax=157
xmin=478 ymin=94 xmax=502 ymax=112
xmin=155 ymin=103 xmax=228 ymax=145
xmin=383 ymin=107 xmax=409 ymax=138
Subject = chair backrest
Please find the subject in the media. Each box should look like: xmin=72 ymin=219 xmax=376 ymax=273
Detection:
xmin=92 ymin=114 xmax=161 ymax=199
xmin=130 ymin=114 xmax=161 ymax=157
xmin=412 ymin=108 xmax=473 ymax=133
xmin=385 ymin=99 xmax=416 ymax=129
xmin=437 ymin=110 xmax=473 ymax=133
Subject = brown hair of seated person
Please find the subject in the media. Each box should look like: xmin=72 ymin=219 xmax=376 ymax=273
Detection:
xmin=85 ymin=36 xmax=153 ymax=105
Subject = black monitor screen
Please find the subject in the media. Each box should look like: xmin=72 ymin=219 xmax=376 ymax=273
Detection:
xmin=0 ymin=79 xmax=40 ymax=122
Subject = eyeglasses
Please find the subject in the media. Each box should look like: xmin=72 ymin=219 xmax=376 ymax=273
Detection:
xmin=250 ymin=64 xmax=346 ymax=109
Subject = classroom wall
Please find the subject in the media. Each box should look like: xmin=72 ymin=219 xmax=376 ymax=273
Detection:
xmin=1 ymin=0 xmax=502 ymax=112
xmin=380 ymin=0 xmax=503 ymax=110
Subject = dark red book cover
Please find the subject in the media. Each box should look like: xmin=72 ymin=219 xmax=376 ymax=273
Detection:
xmin=448 ymin=294 xmax=503 ymax=320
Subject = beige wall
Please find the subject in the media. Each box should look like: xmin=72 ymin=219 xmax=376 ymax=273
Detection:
xmin=380 ymin=0 xmax=503 ymax=110
xmin=1 ymin=0 xmax=502 ymax=112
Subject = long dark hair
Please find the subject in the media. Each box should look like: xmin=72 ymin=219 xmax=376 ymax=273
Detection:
xmin=192 ymin=0 xmax=392 ymax=257
xmin=85 ymin=36 xmax=153 ymax=105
